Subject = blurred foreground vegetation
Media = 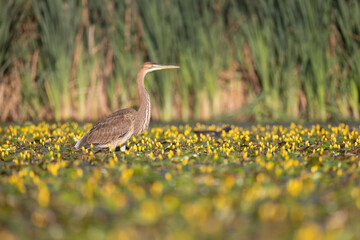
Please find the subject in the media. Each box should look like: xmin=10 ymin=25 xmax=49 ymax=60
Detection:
xmin=1 ymin=0 xmax=360 ymax=122
xmin=1 ymin=122 xmax=360 ymax=239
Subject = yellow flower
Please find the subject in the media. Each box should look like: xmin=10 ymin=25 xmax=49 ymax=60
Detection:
xmin=37 ymin=184 xmax=50 ymax=208
xmin=266 ymin=161 xmax=274 ymax=170
xmin=163 ymin=195 xmax=179 ymax=212
xmin=130 ymin=184 xmax=145 ymax=200
xmin=119 ymin=168 xmax=134 ymax=185
xmin=165 ymin=172 xmax=172 ymax=180
xmin=224 ymin=175 xmax=235 ymax=189
xmin=258 ymin=202 xmax=286 ymax=221
xmin=47 ymin=162 xmax=60 ymax=177
xmin=150 ymin=181 xmax=163 ymax=197
xmin=311 ymin=165 xmax=318 ymax=173
xmin=139 ymin=200 xmax=160 ymax=223
xmin=294 ymin=223 xmax=323 ymax=240
xmin=287 ymin=178 xmax=303 ymax=197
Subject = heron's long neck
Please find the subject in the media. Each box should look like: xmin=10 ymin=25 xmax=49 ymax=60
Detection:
xmin=135 ymin=70 xmax=151 ymax=134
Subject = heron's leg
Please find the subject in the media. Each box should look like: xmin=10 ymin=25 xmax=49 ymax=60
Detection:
xmin=120 ymin=145 xmax=126 ymax=152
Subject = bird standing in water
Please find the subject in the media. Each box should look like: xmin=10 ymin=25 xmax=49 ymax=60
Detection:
xmin=75 ymin=62 xmax=179 ymax=151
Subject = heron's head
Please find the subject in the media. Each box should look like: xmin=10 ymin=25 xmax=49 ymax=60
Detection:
xmin=142 ymin=62 xmax=180 ymax=73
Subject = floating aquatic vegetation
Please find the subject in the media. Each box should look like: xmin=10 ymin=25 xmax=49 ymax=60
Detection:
xmin=0 ymin=122 xmax=360 ymax=239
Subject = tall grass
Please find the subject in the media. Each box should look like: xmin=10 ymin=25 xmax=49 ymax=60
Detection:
xmin=0 ymin=0 xmax=34 ymax=121
xmin=1 ymin=0 xmax=360 ymax=122
xmin=231 ymin=0 xmax=360 ymax=121
xmin=32 ymin=0 xmax=82 ymax=121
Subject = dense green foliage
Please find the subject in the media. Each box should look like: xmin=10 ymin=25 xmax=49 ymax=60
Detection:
xmin=1 ymin=122 xmax=360 ymax=239
xmin=1 ymin=0 xmax=360 ymax=122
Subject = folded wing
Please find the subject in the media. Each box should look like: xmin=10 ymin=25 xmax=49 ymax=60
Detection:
xmin=76 ymin=108 xmax=136 ymax=149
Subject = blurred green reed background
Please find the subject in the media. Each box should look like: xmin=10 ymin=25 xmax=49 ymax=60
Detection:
xmin=1 ymin=0 xmax=360 ymax=122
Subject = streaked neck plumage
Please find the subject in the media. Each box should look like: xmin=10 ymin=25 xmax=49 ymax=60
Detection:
xmin=134 ymin=69 xmax=151 ymax=135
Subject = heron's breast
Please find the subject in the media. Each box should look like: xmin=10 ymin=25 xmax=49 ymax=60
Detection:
xmin=143 ymin=103 xmax=151 ymax=130
xmin=135 ymin=102 xmax=151 ymax=135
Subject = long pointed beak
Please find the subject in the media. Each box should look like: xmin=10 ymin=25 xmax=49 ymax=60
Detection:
xmin=153 ymin=64 xmax=180 ymax=70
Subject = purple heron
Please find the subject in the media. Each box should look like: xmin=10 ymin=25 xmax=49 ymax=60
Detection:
xmin=75 ymin=62 xmax=179 ymax=151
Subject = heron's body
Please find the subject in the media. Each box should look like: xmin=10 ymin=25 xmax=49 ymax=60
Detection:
xmin=75 ymin=62 xmax=179 ymax=151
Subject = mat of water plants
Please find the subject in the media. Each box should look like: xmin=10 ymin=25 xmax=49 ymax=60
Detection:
xmin=1 ymin=122 xmax=360 ymax=240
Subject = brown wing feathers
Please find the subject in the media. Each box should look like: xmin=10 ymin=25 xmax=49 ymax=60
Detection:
xmin=79 ymin=108 xmax=136 ymax=148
